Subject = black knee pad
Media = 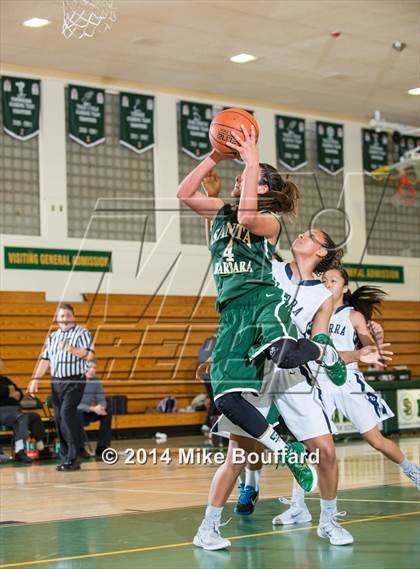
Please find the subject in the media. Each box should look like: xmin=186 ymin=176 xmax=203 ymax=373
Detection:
xmin=215 ymin=392 xmax=244 ymax=420
xmin=215 ymin=392 xmax=267 ymax=439
xmin=265 ymin=338 xmax=320 ymax=369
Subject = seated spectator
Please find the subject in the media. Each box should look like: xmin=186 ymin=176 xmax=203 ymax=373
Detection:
xmin=77 ymin=361 xmax=112 ymax=458
xmin=0 ymin=359 xmax=48 ymax=463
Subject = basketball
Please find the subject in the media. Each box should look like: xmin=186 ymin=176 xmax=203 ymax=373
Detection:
xmin=209 ymin=108 xmax=259 ymax=158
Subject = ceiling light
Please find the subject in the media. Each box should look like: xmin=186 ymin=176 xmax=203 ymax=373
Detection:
xmin=392 ymin=41 xmax=406 ymax=52
xmin=230 ymin=53 xmax=257 ymax=64
xmin=23 ymin=18 xmax=51 ymax=28
xmin=408 ymin=87 xmax=420 ymax=96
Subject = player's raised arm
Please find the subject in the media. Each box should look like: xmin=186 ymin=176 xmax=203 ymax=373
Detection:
xmin=202 ymin=169 xmax=222 ymax=248
xmin=226 ymin=125 xmax=279 ymax=243
xmin=176 ymin=151 xmax=225 ymax=219
xmin=310 ymin=295 xmax=334 ymax=337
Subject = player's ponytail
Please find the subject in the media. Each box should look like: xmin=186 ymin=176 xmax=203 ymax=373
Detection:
xmin=272 ymin=252 xmax=284 ymax=262
xmin=337 ymin=267 xmax=387 ymax=320
xmin=314 ymin=231 xmax=344 ymax=273
xmin=258 ymin=163 xmax=300 ymax=217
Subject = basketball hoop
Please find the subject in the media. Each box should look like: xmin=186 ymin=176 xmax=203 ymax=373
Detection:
xmin=395 ymin=172 xmax=417 ymax=206
xmin=62 ymin=0 xmax=117 ymax=39
xmin=372 ymin=147 xmax=420 ymax=182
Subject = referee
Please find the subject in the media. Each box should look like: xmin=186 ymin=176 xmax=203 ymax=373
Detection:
xmin=28 ymin=303 xmax=94 ymax=471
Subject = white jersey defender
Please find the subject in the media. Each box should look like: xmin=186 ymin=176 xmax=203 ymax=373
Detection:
xmin=272 ymin=261 xmax=332 ymax=337
xmin=217 ymin=261 xmax=336 ymax=442
xmin=316 ymin=305 xmax=394 ymax=434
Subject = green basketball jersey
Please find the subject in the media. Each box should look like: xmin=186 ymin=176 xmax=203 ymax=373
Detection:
xmin=210 ymin=204 xmax=281 ymax=311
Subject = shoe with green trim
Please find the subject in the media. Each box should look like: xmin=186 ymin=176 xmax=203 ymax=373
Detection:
xmin=312 ymin=333 xmax=347 ymax=386
xmin=280 ymin=442 xmax=317 ymax=493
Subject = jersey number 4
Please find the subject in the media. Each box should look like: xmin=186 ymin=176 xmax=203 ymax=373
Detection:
xmin=222 ymin=239 xmax=235 ymax=263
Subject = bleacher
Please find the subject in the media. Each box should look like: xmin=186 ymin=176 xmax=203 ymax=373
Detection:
xmin=373 ymin=300 xmax=420 ymax=377
xmin=0 ymin=291 xmax=419 ymax=436
xmin=0 ymin=291 xmax=219 ymax=434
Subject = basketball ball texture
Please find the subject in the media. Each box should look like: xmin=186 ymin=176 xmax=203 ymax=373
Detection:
xmin=209 ymin=108 xmax=259 ymax=158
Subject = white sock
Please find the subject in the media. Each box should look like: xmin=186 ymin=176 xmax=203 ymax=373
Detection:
xmin=258 ymin=427 xmax=287 ymax=455
xmin=201 ymin=504 xmax=223 ymax=530
xmin=292 ymin=484 xmax=306 ymax=507
xmin=245 ymin=468 xmax=261 ymax=490
xmin=320 ymin=498 xmax=337 ymax=523
xmin=15 ymin=439 xmax=24 ymax=453
xmin=239 ymin=469 xmax=246 ymax=485
xmin=36 ymin=441 xmax=45 ymax=451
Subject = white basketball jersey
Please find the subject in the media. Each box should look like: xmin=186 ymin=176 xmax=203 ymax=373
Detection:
xmin=272 ymin=261 xmax=332 ymax=337
xmin=325 ymin=305 xmax=359 ymax=371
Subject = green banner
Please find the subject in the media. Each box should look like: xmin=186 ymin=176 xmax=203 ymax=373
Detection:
xmin=120 ymin=92 xmax=155 ymax=154
xmin=344 ymin=263 xmax=404 ymax=283
xmin=180 ymin=100 xmax=213 ymax=159
xmin=276 ymin=115 xmax=307 ymax=171
xmin=316 ymin=121 xmax=344 ymax=175
xmin=4 ymin=247 xmax=112 ymax=272
xmin=68 ymin=85 xmax=105 ymax=148
xmin=398 ymin=135 xmax=420 ymax=159
xmin=1 ymin=76 xmax=40 ymax=140
xmin=362 ymin=129 xmax=389 ymax=174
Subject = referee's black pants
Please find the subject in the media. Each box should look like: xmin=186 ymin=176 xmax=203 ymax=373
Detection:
xmin=52 ymin=375 xmax=86 ymax=462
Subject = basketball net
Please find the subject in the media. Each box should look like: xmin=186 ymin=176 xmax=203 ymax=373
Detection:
xmin=62 ymin=0 xmax=117 ymax=39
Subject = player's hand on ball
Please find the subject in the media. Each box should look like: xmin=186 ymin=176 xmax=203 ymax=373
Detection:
xmin=202 ymin=170 xmax=222 ymax=197
xmin=209 ymin=149 xmax=230 ymax=163
xmin=359 ymin=343 xmax=393 ymax=367
xmin=226 ymin=125 xmax=259 ymax=166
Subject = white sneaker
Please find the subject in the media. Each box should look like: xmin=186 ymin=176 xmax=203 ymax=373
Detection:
xmin=193 ymin=523 xmax=231 ymax=551
xmin=317 ymin=512 xmax=354 ymax=545
xmin=404 ymin=463 xmax=420 ymax=490
xmin=272 ymin=497 xmax=312 ymax=525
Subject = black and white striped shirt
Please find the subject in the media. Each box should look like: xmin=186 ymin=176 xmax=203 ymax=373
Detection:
xmin=41 ymin=325 xmax=94 ymax=378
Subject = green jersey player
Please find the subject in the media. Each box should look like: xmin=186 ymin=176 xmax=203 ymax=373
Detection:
xmin=177 ymin=124 xmax=329 ymax=550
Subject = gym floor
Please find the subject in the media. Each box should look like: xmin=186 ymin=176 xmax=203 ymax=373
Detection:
xmin=1 ymin=436 xmax=419 ymax=569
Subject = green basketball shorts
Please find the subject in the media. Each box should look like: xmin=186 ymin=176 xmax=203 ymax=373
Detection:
xmin=211 ymin=286 xmax=297 ymax=399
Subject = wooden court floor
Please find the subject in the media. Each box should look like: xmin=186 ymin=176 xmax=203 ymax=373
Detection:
xmin=0 ymin=435 xmax=419 ymax=568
